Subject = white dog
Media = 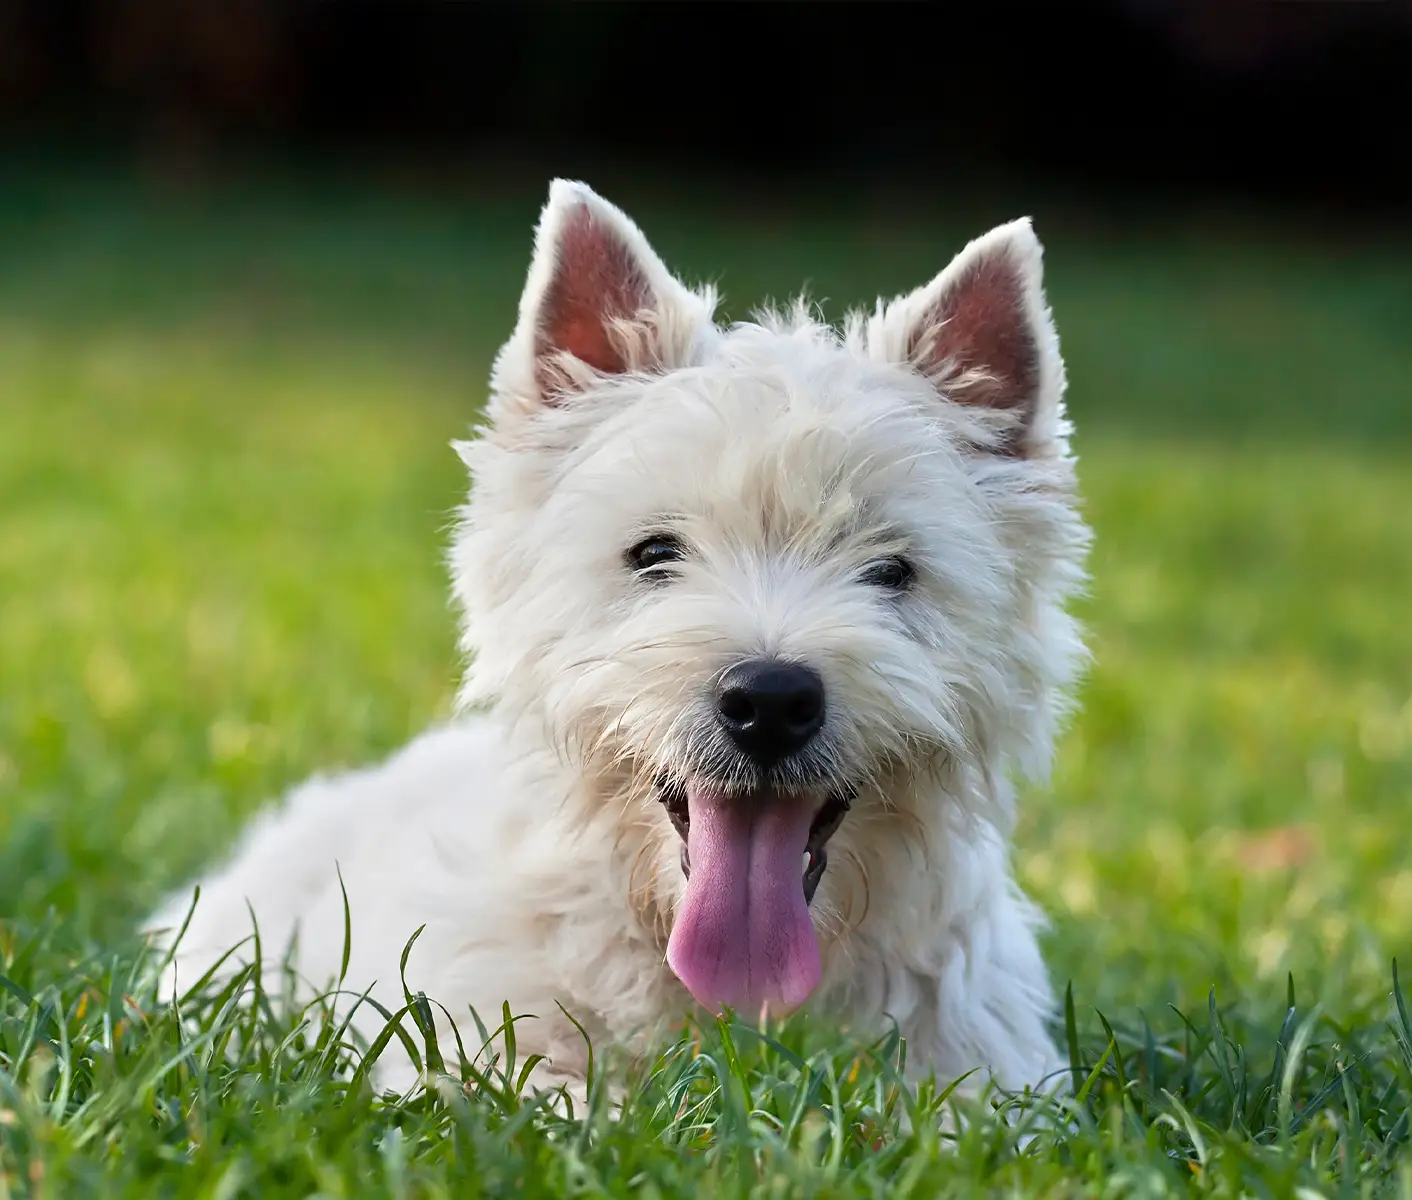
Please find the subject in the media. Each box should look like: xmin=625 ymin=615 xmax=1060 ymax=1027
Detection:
xmin=147 ymin=180 xmax=1090 ymax=1105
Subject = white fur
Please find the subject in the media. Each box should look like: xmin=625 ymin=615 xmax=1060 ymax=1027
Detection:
xmin=146 ymin=181 xmax=1091 ymax=1107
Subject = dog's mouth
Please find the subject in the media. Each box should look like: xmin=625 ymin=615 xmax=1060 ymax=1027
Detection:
xmin=656 ymin=777 xmax=852 ymax=1019
xmin=657 ymin=780 xmax=851 ymax=906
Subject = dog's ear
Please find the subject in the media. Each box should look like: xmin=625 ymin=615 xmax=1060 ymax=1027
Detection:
xmin=490 ymin=180 xmax=714 ymax=417
xmin=870 ymin=218 xmax=1067 ymax=458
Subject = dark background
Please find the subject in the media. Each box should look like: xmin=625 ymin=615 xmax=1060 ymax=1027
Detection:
xmin=1 ymin=0 xmax=1410 ymax=216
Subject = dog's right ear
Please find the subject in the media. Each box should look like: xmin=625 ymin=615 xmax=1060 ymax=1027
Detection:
xmin=488 ymin=180 xmax=715 ymax=420
xmin=867 ymin=218 xmax=1068 ymax=461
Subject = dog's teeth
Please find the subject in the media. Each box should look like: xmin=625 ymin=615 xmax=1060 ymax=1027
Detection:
xmin=803 ymin=852 xmax=811 ymax=876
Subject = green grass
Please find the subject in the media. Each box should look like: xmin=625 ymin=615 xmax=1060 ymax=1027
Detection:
xmin=2 ymin=170 xmax=1411 ymax=1195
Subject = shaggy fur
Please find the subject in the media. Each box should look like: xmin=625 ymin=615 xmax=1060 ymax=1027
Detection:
xmin=147 ymin=180 xmax=1091 ymax=1105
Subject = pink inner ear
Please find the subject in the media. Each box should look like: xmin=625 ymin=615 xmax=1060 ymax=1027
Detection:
xmin=534 ymin=204 xmax=655 ymax=396
xmin=913 ymin=249 xmax=1040 ymax=446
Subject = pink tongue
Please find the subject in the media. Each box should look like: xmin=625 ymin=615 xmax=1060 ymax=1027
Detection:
xmin=665 ymin=783 xmax=821 ymax=1018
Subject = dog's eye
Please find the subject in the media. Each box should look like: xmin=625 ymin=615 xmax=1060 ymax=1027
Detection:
xmin=627 ymin=535 xmax=686 ymax=575
xmin=860 ymin=556 xmax=915 ymax=592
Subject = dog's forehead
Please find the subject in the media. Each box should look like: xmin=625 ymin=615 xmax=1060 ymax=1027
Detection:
xmin=620 ymin=333 xmax=940 ymax=448
xmin=561 ymin=343 xmax=971 ymax=540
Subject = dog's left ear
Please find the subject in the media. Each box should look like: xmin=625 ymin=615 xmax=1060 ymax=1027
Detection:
xmin=870 ymin=218 xmax=1067 ymax=458
xmin=489 ymin=180 xmax=715 ymax=420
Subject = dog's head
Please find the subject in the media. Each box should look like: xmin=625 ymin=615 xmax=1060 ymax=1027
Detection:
xmin=452 ymin=181 xmax=1088 ymax=1019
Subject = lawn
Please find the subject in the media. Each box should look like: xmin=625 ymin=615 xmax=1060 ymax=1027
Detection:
xmin=1 ymin=170 xmax=1411 ymax=1195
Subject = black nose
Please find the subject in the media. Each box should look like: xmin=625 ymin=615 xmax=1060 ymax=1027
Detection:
xmin=714 ymin=660 xmax=826 ymax=766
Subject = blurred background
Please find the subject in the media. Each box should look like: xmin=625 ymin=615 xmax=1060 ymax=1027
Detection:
xmin=1 ymin=2 xmax=1410 ymax=1016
